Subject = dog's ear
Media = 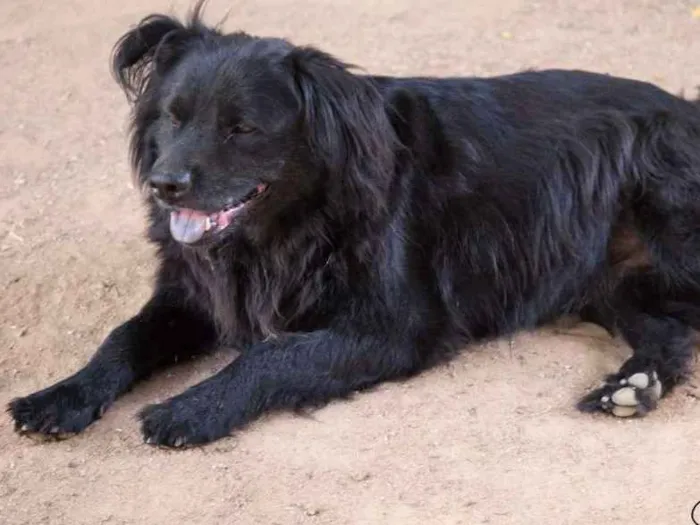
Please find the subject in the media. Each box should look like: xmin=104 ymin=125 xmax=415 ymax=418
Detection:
xmin=111 ymin=14 xmax=194 ymax=101
xmin=287 ymin=47 xmax=399 ymax=217
xmin=111 ymin=0 xmax=221 ymax=102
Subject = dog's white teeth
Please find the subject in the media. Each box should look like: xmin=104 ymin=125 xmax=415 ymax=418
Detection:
xmin=205 ymin=217 xmax=216 ymax=231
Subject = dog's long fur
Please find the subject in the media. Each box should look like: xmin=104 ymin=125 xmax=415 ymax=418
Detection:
xmin=9 ymin=4 xmax=700 ymax=447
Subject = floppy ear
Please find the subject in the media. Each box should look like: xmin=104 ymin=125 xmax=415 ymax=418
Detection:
xmin=110 ymin=0 xmax=223 ymax=102
xmin=287 ymin=47 xmax=399 ymax=220
xmin=111 ymin=14 xmax=196 ymax=101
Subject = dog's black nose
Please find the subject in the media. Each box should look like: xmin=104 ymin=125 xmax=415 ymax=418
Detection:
xmin=148 ymin=171 xmax=192 ymax=201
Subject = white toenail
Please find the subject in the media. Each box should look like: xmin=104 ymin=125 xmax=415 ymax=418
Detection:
xmin=612 ymin=387 xmax=637 ymax=407
xmin=612 ymin=405 xmax=637 ymax=418
xmin=627 ymin=373 xmax=650 ymax=389
xmin=601 ymin=396 xmax=610 ymax=403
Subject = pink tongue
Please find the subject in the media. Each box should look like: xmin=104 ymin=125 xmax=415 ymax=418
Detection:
xmin=169 ymin=209 xmax=208 ymax=244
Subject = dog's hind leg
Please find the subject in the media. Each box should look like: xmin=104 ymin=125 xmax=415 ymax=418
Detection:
xmin=576 ymin=272 xmax=697 ymax=417
xmin=578 ymin=112 xmax=700 ymax=417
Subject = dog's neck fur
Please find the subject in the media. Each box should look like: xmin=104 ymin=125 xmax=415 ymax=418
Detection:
xmin=171 ymin=198 xmax=389 ymax=348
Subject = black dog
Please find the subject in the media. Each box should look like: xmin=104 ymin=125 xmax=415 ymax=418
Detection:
xmin=8 ymin=4 xmax=700 ymax=448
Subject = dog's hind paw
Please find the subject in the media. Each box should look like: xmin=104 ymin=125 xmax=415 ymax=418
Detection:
xmin=576 ymin=370 xmax=663 ymax=418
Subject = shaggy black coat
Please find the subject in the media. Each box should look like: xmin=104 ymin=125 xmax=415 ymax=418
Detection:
xmin=9 ymin=4 xmax=700 ymax=447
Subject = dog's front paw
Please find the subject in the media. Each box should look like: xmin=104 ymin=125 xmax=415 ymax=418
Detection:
xmin=138 ymin=397 xmax=232 ymax=449
xmin=8 ymin=381 xmax=110 ymax=440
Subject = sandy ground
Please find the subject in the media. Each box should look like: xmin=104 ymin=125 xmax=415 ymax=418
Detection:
xmin=2 ymin=0 xmax=700 ymax=523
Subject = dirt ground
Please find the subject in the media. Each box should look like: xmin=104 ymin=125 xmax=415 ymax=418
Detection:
xmin=2 ymin=0 xmax=700 ymax=523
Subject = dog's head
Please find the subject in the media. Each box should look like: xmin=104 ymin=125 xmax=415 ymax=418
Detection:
xmin=111 ymin=3 xmax=398 ymax=246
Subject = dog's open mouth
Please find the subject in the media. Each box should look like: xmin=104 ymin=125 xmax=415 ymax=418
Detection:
xmin=169 ymin=183 xmax=267 ymax=244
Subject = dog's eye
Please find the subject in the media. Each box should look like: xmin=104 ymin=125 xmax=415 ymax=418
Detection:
xmin=224 ymin=123 xmax=256 ymax=137
xmin=235 ymin=124 xmax=255 ymax=134
xmin=167 ymin=111 xmax=182 ymax=129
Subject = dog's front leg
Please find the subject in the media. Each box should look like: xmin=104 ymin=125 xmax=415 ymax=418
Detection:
xmin=139 ymin=328 xmax=425 ymax=447
xmin=8 ymin=288 xmax=217 ymax=439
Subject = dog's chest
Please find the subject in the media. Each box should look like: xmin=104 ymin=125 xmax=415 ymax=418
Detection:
xmin=181 ymin=249 xmax=291 ymax=343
